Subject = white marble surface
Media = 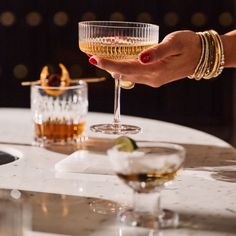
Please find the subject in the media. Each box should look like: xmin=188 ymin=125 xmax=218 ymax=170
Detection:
xmin=0 ymin=108 xmax=236 ymax=236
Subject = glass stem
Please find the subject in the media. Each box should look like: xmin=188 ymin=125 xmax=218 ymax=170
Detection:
xmin=113 ymin=78 xmax=121 ymax=126
xmin=133 ymin=191 xmax=161 ymax=216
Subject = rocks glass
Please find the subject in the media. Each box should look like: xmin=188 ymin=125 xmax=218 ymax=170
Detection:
xmin=31 ymin=81 xmax=88 ymax=146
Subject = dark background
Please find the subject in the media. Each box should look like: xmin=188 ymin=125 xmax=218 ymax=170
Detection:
xmin=0 ymin=0 xmax=235 ymax=144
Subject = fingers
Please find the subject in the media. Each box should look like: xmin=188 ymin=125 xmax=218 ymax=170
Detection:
xmin=87 ymin=55 xmax=172 ymax=86
xmin=88 ymin=54 xmax=184 ymax=87
xmin=88 ymin=56 xmax=143 ymax=75
xmin=139 ymin=40 xmax=178 ymax=64
xmin=138 ymin=31 xmax=197 ymax=64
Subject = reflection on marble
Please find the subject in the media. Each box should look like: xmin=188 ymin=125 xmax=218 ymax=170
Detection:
xmin=179 ymin=211 xmax=236 ymax=233
xmin=22 ymin=189 xmax=118 ymax=235
xmin=211 ymin=170 xmax=236 ymax=183
xmin=1 ymin=189 xmax=234 ymax=236
xmin=181 ymin=143 xmax=236 ymax=183
xmin=183 ymin=144 xmax=236 ymax=169
xmin=45 ymin=137 xmax=114 ymax=155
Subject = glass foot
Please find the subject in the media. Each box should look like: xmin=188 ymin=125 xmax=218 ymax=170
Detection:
xmin=118 ymin=208 xmax=179 ymax=229
xmin=90 ymin=124 xmax=141 ymax=135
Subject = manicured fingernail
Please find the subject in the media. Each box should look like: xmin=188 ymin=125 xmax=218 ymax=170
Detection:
xmin=89 ymin=57 xmax=97 ymax=65
xmin=140 ymin=53 xmax=151 ymax=63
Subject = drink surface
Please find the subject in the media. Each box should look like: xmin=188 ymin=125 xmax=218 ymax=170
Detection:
xmin=79 ymin=37 xmax=157 ymax=60
xmin=118 ymin=169 xmax=180 ymax=193
xmin=34 ymin=119 xmax=86 ymax=142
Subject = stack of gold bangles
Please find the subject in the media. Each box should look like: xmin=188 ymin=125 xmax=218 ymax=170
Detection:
xmin=188 ymin=30 xmax=225 ymax=80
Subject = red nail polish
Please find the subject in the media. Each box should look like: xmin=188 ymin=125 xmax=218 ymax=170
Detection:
xmin=140 ymin=53 xmax=151 ymax=63
xmin=89 ymin=57 xmax=97 ymax=65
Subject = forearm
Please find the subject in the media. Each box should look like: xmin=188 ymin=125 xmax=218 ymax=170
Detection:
xmin=221 ymin=29 xmax=236 ymax=68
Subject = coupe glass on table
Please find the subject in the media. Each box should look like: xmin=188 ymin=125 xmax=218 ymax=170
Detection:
xmin=108 ymin=141 xmax=186 ymax=229
xmin=79 ymin=21 xmax=159 ymax=135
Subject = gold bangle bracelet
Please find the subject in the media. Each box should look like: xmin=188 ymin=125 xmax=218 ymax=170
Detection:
xmin=188 ymin=30 xmax=224 ymax=80
xmin=203 ymin=31 xmax=215 ymax=79
xmin=188 ymin=33 xmax=205 ymax=80
xmin=211 ymin=30 xmax=224 ymax=77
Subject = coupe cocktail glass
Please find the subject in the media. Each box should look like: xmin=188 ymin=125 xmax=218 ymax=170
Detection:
xmin=79 ymin=21 xmax=159 ymax=134
xmin=108 ymin=141 xmax=185 ymax=229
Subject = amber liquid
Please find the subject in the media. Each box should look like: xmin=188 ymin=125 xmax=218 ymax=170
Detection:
xmin=34 ymin=118 xmax=86 ymax=143
xmin=118 ymin=170 xmax=180 ymax=193
xmin=79 ymin=38 xmax=156 ymax=60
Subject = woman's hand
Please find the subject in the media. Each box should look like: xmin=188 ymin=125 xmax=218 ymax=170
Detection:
xmin=88 ymin=30 xmax=201 ymax=87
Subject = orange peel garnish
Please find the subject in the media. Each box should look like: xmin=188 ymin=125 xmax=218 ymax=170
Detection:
xmin=21 ymin=64 xmax=107 ymax=95
xmin=59 ymin=63 xmax=70 ymax=87
xmin=40 ymin=66 xmax=49 ymax=85
xmin=39 ymin=63 xmax=71 ymax=96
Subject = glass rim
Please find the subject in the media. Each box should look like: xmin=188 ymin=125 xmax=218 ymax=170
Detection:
xmin=138 ymin=141 xmax=185 ymax=153
xmin=32 ymin=80 xmax=87 ymax=90
xmin=78 ymin=20 xmax=159 ymax=30
xmin=110 ymin=141 xmax=186 ymax=156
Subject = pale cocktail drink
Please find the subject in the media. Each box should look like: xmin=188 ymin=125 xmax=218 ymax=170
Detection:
xmin=79 ymin=37 xmax=156 ymax=60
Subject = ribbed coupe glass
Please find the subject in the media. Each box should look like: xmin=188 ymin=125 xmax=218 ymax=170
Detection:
xmin=79 ymin=21 xmax=159 ymax=134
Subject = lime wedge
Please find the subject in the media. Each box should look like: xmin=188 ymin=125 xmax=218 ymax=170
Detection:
xmin=115 ymin=136 xmax=138 ymax=152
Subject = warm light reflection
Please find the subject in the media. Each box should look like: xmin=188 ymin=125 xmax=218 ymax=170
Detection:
xmin=41 ymin=202 xmax=48 ymax=214
xmin=41 ymin=195 xmax=48 ymax=215
xmin=191 ymin=12 xmax=207 ymax=27
xmin=25 ymin=11 xmax=42 ymax=26
xmin=164 ymin=12 xmax=179 ymax=27
xmin=0 ymin=11 xmax=15 ymax=26
xmin=61 ymin=195 xmax=69 ymax=217
xmin=219 ymin=12 xmax=233 ymax=27
xmin=13 ymin=64 xmax=28 ymax=79
xmin=53 ymin=11 xmax=69 ymax=26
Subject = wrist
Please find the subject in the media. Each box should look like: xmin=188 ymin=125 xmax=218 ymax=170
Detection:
xmin=221 ymin=31 xmax=236 ymax=68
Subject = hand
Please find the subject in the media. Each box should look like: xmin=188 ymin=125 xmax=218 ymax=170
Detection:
xmin=88 ymin=30 xmax=201 ymax=88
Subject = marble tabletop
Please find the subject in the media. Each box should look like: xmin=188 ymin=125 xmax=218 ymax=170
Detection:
xmin=0 ymin=108 xmax=236 ymax=236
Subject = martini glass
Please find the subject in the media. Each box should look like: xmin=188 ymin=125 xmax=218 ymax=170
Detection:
xmin=79 ymin=21 xmax=159 ymax=134
xmin=107 ymin=141 xmax=186 ymax=229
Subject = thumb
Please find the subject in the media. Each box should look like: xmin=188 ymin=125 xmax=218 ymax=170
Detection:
xmin=139 ymin=40 xmax=177 ymax=64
